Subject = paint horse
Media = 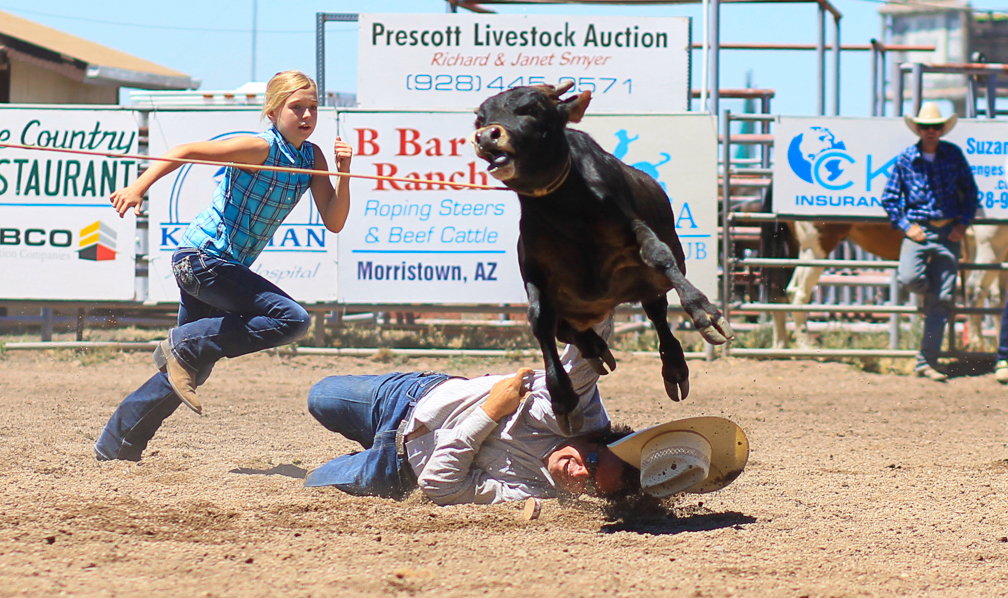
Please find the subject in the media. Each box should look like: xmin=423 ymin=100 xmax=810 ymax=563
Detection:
xmin=759 ymin=191 xmax=1008 ymax=349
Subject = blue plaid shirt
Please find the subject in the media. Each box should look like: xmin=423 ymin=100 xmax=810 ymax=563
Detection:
xmin=880 ymin=140 xmax=978 ymax=232
xmin=182 ymin=126 xmax=316 ymax=266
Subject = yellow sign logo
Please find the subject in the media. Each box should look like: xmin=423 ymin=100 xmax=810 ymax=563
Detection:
xmin=78 ymin=221 xmax=117 ymax=261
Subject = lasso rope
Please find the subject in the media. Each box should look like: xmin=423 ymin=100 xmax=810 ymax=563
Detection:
xmin=0 ymin=141 xmax=510 ymax=191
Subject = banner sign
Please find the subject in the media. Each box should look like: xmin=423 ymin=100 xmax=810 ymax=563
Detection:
xmin=0 ymin=106 xmax=715 ymax=306
xmin=356 ymin=13 xmax=691 ymax=113
xmin=146 ymin=109 xmax=342 ymax=303
xmin=338 ymin=111 xmax=718 ymax=304
xmin=774 ymin=116 xmax=1008 ymax=220
xmin=0 ymin=108 xmax=138 ymax=300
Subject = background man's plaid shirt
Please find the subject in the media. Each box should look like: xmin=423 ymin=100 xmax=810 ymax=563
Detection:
xmin=880 ymin=140 xmax=978 ymax=232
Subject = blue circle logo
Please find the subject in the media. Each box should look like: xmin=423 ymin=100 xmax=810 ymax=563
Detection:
xmin=787 ymin=127 xmax=852 ymax=190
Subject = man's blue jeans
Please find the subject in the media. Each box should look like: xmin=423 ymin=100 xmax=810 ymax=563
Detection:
xmin=304 ymin=372 xmax=451 ymax=500
xmin=896 ymin=223 xmax=960 ymax=370
xmin=997 ymin=297 xmax=1008 ymax=362
xmin=94 ymin=248 xmax=311 ymax=461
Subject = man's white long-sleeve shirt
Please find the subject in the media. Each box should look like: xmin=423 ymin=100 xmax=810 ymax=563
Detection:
xmin=403 ymin=318 xmax=612 ymax=505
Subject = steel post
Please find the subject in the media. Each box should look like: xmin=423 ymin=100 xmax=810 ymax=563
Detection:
xmin=893 ymin=62 xmax=904 ymax=116
xmin=760 ymin=95 xmax=771 ymax=170
xmin=889 ymin=270 xmax=900 ymax=350
xmin=41 ymin=307 xmax=52 ymax=342
xmin=135 ymin=110 xmax=150 ymax=303
xmin=833 ymin=14 xmax=841 ymax=116
xmin=910 ymin=62 xmax=923 ymax=118
xmin=251 ymin=0 xmax=258 ymax=83
xmin=314 ymin=311 xmax=327 ymax=347
xmin=721 ymin=110 xmax=732 ymax=357
xmin=870 ymin=42 xmax=878 ymax=116
xmin=315 ymin=13 xmax=359 ymax=106
xmin=817 ymin=5 xmax=825 ymax=115
xmin=987 ymin=74 xmax=998 ymax=118
xmin=709 ymin=0 xmax=720 ymax=121
xmin=966 ymin=76 xmax=977 ymax=118
xmin=947 ymin=305 xmax=957 ymax=352
xmin=879 ymin=47 xmax=887 ymax=116
xmin=315 ymin=13 xmax=326 ymax=104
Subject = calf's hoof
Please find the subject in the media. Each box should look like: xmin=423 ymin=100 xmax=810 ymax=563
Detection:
xmin=585 ymin=349 xmax=617 ymax=376
xmin=663 ymin=373 xmax=689 ymax=402
xmin=699 ymin=315 xmax=734 ymax=345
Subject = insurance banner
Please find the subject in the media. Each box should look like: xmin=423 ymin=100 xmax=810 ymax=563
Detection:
xmin=337 ymin=111 xmax=717 ymax=304
xmin=774 ymin=116 xmax=1008 ymax=220
xmin=146 ymin=109 xmax=342 ymax=303
xmin=356 ymin=13 xmax=691 ymax=113
xmin=0 ymin=107 xmax=139 ymax=300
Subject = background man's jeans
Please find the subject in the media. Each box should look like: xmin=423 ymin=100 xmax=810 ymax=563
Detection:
xmin=998 ymin=297 xmax=1008 ymax=362
xmin=304 ymin=372 xmax=451 ymax=500
xmin=94 ymin=248 xmax=311 ymax=461
xmin=896 ymin=223 xmax=960 ymax=370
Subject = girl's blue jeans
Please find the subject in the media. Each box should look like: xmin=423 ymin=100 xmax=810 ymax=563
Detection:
xmin=303 ymin=372 xmax=451 ymax=500
xmin=94 ymin=248 xmax=311 ymax=461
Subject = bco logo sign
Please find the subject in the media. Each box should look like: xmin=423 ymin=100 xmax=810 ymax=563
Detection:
xmin=0 ymin=227 xmax=72 ymax=247
xmin=1 ymin=220 xmax=117 ymax=261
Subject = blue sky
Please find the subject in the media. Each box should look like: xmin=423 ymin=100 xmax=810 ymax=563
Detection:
xmin=3 ymin=0 xmax=1005 ymax=117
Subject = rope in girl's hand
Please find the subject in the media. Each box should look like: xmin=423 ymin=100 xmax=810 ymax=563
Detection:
xmin=0 ymin=141 xmax=511 ymax=191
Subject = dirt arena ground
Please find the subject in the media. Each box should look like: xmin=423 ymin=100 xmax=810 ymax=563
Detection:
xmin=1 ymin=347 xmax=1007 ymax=597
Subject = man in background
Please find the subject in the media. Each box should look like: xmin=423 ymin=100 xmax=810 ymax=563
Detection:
xmin=881 ymin=102 xmax=978 ymax=381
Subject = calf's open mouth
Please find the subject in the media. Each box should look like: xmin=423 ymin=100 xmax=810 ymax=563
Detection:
xmin=486 ymin=151 xmax=513 ymax=173
xmin=473 ymin=145 xmax=515 ymax=180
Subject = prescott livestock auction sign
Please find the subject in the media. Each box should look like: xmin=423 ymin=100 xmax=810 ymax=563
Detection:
xmin=356 ymin=13 xmax=691 ymax=113
xmin=146 ymin=109 xmax=342 ymax=303
xmin=0 ymin=107 xmax=138 ymax=300
xmin=338 ymin=111 xmax=717 ymax=304
xmin=774 ymin=117 xmax=1008 ymax=220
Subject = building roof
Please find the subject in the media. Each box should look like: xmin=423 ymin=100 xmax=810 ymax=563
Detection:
xmin=0 ymin=9 xmax=199 ymax=90
xmin=877 ymin=0 xmax=970 ymax=16
xmin=452 ymin=0 xmax=843 ymax=20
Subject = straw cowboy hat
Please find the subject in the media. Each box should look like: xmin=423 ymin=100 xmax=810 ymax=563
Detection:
xmin=904 ymin=102 xmax=958 ymax=137
xmin=608 ymin=416 xmax=749 ymax=497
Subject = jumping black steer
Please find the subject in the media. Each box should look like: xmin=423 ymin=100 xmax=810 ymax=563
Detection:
xmin=471 ymin=82 xmax=734 ymax=434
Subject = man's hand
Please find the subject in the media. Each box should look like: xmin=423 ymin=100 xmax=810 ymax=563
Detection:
xmin=905 ymin=223 xmax=927 ymax=243
xmin=481 ymin=368 xmax=533 ymax=422
xmin=948 ymin=223 xmax=967 ymax=243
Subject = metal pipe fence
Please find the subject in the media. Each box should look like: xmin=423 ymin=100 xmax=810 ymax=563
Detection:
xmin=8 ymin=102 xmax=1008 ymax=363
xmin=718 ymin=109 xmax=1008 ymax=360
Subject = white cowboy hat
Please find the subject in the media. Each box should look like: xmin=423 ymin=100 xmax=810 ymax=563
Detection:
xmin=904 ymin=102 xmax=958 ymax=137
xmin=608 ymin=416 xmax=749 ymax=497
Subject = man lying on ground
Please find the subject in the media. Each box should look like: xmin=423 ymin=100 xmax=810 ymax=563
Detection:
xmin=304 ymin=315 xmax=639 ymax=505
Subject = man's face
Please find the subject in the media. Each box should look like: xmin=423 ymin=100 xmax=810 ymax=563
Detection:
xmin=547 ymin=438 xmax=627 ymax=496
xmin=917 ymin=124 xmax=942 ymax=146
